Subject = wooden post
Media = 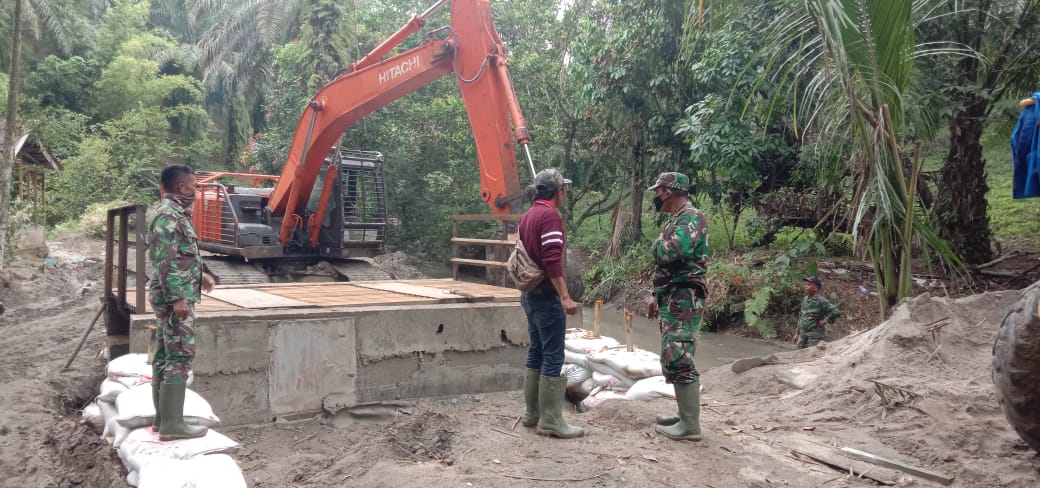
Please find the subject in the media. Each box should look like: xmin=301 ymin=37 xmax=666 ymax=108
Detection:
xmin=624 ymin=309 xmax=634 ymax=352
xmin=451 ymin=219 xmax=459 ymax=281
xmin=117 ymin=210 xmax=129 ymax=304
xmin=104 ymin=211 xmax=115 ymax=298
xmin=594 ymin=300 xmax=603 ymax=338
xmin=135 ymin=205 xmax=147 ymax=313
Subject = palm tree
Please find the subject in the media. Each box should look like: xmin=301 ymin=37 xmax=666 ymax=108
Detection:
xmin=736 ymin=0 xmax=962 ymax=316
xmin=194 ymin=0 xmax=301 ymax=110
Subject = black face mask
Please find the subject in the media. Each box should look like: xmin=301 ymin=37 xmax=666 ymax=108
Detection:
xmin=653 ymin=194 xmax=666 ymax=212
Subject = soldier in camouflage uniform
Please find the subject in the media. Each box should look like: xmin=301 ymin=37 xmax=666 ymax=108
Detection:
xmin=645 ymin=172 xmax=708 ymax=441
xmin=796 ymin=276 xmax=840 ymax=349
xmin=148 ymin=164 xmax=215 ymax=440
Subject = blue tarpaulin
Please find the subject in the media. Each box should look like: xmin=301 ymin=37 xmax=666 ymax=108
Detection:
xmin=1012 ymin=92 xmax=1040 ymax=199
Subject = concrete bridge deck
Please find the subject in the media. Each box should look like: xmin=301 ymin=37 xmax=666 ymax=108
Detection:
xmin=128 ymin=279 xmax=528 ymax=425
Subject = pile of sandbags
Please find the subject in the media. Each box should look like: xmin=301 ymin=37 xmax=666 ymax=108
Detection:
xmin=80 ymin=353 xmax=245 ymax=488
xmin=562 ymin=328 xmax=676 ymax=411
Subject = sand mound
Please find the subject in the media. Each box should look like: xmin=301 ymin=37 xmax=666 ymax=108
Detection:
xmin=710 ymin=292 xmax=1018 ymax=409
xmin=703 ymin=291 xmax=1040 ymax=487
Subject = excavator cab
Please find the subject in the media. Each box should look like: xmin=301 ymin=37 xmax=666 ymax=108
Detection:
xmin=311 ymin=149 xmax=387 ymax=258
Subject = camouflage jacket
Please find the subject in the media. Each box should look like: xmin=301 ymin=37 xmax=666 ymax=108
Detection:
xmin=651 ymin=202 xmax=709 ymax=294
xmin=797 ymin=295 xmax=841 ymax=332
xmin=148 ymin=196 xmax=203 ymax=305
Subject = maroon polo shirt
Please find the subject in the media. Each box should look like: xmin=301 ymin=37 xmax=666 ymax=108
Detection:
xmin=518 ymin=199 xmax=566 ymax=295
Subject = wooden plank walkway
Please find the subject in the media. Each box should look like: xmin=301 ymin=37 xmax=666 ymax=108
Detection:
xmin=123 ymin=279 xmax=519 ymax=314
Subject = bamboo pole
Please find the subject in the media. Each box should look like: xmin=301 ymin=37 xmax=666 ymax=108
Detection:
xmin=624 ymin=309 xmax=634 ymax=352
xmin=62 ymin=303 xmax=106 ymax=372
xmin=594 ymin=300 xmax=603 ymax=338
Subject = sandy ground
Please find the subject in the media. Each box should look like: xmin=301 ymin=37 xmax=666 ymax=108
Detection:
xmin=0 ymin=236 xmax=1038 ymax=487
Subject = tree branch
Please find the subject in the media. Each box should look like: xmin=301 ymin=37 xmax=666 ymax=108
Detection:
xmin=575 ymin=192 xmax=629 ymax=229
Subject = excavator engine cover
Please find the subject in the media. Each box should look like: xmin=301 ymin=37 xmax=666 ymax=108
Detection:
xmin=992 ymin=283 xmax=1040 ymax=452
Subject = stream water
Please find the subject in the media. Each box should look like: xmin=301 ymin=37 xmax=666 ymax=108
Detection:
xmin=567 ymin=306 xmax=782 ymax=371
xmin=419 ymin=264 xmax=782 ymax=370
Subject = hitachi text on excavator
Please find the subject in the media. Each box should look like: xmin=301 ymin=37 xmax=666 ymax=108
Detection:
xmin=186 ymin=0 xmax=535 ymax=283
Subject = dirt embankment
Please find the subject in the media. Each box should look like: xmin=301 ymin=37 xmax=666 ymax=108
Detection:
xmin=0 ymin=237 xmax=125 ymax=487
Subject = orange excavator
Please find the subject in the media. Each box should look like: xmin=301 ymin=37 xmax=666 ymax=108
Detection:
xmin=190 ymin=0 xmax=534 ymax=282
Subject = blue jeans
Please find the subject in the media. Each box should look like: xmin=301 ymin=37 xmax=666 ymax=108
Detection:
xmin=521 ymin=291 xmax=566 ymax=377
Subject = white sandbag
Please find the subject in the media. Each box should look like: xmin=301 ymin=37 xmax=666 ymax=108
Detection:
xmin=115 ymin=371 xmax=192 ymax=388
xmin=587 ymin=347 xmax=662 ymax=380
xmin=127 ymin=470 xmax=139 ymax=487
xmin=81 ymin=402 xmax=104 ymax=432
xmin=107 ymin=353 xmax=152 ymax=379
xmin=563 ymin=349 xmax=588 ymax=368
xmin=570 ymin=377 xmax=597 ymax=396
xmin=105 ymin=418 xmax=133 ymax=448
xmin=591 ymin=371 xmax=634 ymax=390
xmin=119 ymin=428 xmax=239 ymax=473
xmin=564 ymin=328 xmax=620 ymax=354
xmin=560 ymin=364 xmax=592 ymax=388
xmin=136 ymin=454 xmax=246 ymax=488
xmin=578 ymin=389 xmax=627 ymax=412
xmin=99 ymin=379 xmax=129 ymax=402
xmin=113 ymin=375 xmax=151 ymax=389
xmin=116 ymin=383 xmax=220 ymax=429
xmin=624 ymin=376 xmax=675 ymax=401
xmin=98 ymin=398 xmax=118 ymax=425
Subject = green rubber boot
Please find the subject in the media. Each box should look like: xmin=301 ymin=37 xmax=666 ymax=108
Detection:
xmin=522 ymin=369 xmax=541 ymax=427
xmin=151 ymin=371 xmax=163 ymax=430
xmin=655 ymin=381 xmax=702 ymax=441
xmin=158 ymin=380 xmax=208 ymax=441
xmin=536 ymin=375 xmax=584 ymax=439
xmin=655 ymin=413 xmax=679 ymax=426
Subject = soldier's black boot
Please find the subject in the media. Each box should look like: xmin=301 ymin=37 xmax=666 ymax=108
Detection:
xmin=522 ymin=369 xmax=541 ymax=427
xmin=536 ymin=375 xmax=584 ymax=439
xmin=655 ymin=380 xmax=702 ymax=441
xmin=158 ymin=380 xmax=208 ymax=441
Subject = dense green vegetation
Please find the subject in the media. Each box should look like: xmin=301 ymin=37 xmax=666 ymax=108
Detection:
xmin=1 ymin=0 xmax=1038 ymax=329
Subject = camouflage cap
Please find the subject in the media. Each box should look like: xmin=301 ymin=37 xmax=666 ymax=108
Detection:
xmin=648 ymin=172 xmax=690 ymax=191
xmin=534 ymin=168 xmax=572 ymax=193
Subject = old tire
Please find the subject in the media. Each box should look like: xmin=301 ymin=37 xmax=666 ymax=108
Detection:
xmin=992 ymin=286 xmax=1040 ymax=452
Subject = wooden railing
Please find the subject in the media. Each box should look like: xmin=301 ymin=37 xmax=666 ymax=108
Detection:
xmin=449 ymin=214 xmax=521 ymax=281
xmin=104 ymin=204 xmax=148 ymax=359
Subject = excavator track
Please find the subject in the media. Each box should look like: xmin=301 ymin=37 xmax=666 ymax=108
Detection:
xmin=202 ymin=254 xmax=390 ymax=285
xmin=992 ymin=283 xmax=1040 ymax=452
xmin=201 ymin=256 xmax=272 ymax=285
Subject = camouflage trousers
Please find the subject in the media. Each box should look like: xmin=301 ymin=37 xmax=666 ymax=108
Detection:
xmin=796 ymin=325 xmax=825 ymax=349
xmin=151 ymin=302 xmax=196 ymax=382
xmin=656 ymin=286 xmax=705 ymax=384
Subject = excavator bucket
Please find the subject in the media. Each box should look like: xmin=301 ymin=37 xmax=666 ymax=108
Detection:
xmin=992 ymin=282 xmax=1040 ymax=452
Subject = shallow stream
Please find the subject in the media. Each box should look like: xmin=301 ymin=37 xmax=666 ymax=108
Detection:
xmin=567 ymin=306 xmax=783 ymax=370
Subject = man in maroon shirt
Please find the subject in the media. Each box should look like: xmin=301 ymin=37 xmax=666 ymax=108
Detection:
xmin=517 ymin=168 xmax=584 ymax=439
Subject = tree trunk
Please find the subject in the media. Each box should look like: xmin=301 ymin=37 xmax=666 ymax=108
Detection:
xmin=605 ymin=198 xmax=627 ymax=259
xmin=559 ymin=117 xmax=578 ymax=229
xmin=937 ymin=97 xmax=992 ymax=264
xmin=0 ymin=0 xmax=24 ymax=269
xmin=624 ymin=126 xmax=644 ymax=244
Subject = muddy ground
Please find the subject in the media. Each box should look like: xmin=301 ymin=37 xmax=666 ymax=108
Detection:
xmin=1 ymin=236 xmax=1038 ymax=487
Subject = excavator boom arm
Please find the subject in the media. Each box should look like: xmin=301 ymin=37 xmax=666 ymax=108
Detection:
xmin=267 ymin=0 xmax=530 ymax=246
